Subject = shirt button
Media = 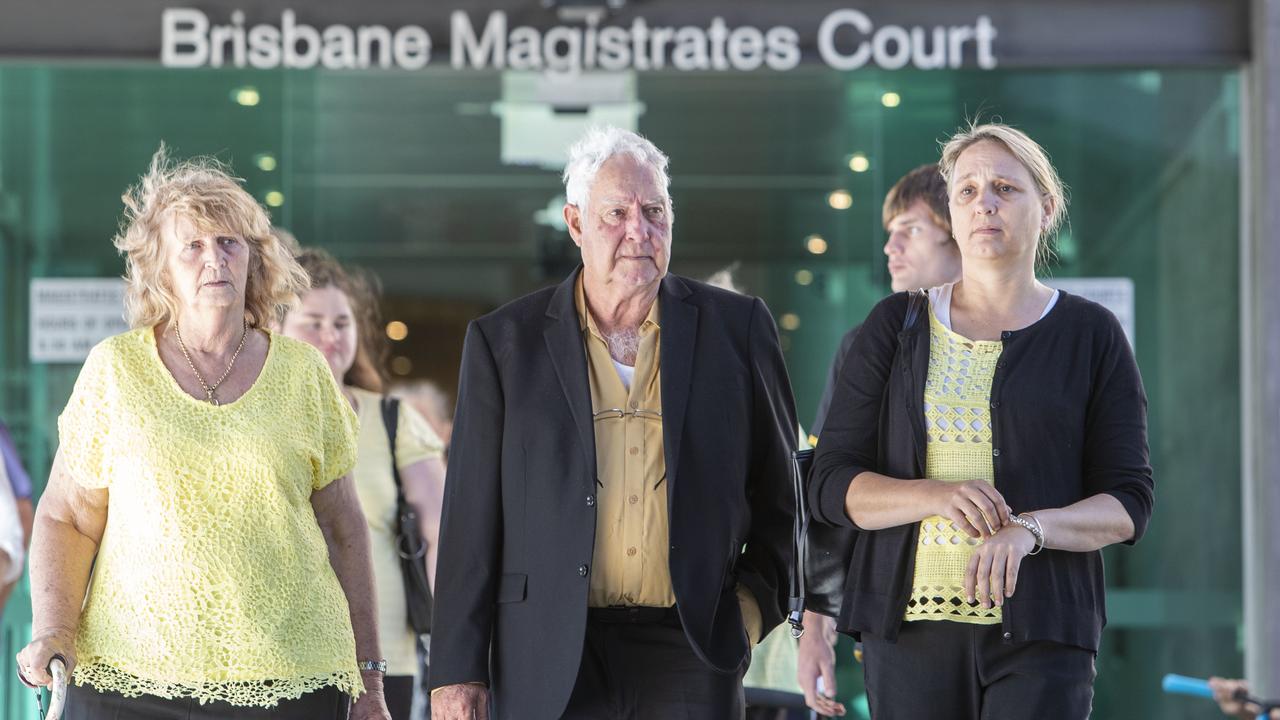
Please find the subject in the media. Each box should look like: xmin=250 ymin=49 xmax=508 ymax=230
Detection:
xmin=630 ymin=400 xmax=639 ymax=410
xmin=586 ymin=494 xmax=595 ymax=507
xmin=578 ymin=564 xmax=589 ymax=577
xmin=629 ymin=495 xmax=639 ymax=505
xmin=627 ymin=547 xmax=637 ymax=557
xmin=992 ymin=448 xmax=1002 ymax=457
xmin=629 ymin=446 xmax=639 ymax=456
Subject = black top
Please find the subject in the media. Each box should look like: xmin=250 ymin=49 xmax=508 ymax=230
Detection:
xmin=810 ymin=290 xmax=1154 ymax=651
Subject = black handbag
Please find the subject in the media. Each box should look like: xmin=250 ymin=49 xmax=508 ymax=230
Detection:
xmin=380 ymin=397 xmax=434 ymax=635
xmin=787 ymin=290 xmax=927 ymax=637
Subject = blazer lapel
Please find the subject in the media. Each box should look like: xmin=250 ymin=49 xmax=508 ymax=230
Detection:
xmin=544 ymin=268 xmax=597 ymax=482
xmin=658 ymin=274 xmax=697 ymax=489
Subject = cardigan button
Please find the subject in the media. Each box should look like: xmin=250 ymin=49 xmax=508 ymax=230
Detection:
xmin=1003 ymin=631 xmax=1012 ymax=640
xmin=990 ymin=401 xmax=1001 ymax=409
xmin=1001 ymin=331 xmax=1012 ymax=339
xmin=992 ymin=448 xmax=1002 ymax=457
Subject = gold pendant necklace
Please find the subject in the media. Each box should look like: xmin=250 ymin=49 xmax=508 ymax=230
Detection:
xmin=174 ymin=321 xmax=249 ymax=405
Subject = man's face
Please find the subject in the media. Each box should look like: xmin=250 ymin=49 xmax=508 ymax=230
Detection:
xmin=883 ymin=200 xmax=961 ymax=292
xmin=564 ymin=154 xmax=672 ymax=290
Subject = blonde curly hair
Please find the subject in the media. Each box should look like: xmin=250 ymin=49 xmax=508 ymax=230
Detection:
xmin=113 ymin=144 xmax=307 ymax=329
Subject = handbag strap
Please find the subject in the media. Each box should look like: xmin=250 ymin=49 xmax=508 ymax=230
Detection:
xmin=787 ymin=449 xmax=813 ymax=638
xmin=904 ymin=288 xmax=927 ymax=332
xmin=380 ymin=396 xmax=408 ymax=503
xmin=787 ymin=289 xmax=929 ymax=638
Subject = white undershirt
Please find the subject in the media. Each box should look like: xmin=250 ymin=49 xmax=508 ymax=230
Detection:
xmin=928 ymin=281 xmax=1060 ymax=333
xmin=612 ymin=359 xmax=636 ymax=390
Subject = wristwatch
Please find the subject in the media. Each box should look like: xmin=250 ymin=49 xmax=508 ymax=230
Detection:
xmin=357 ymin=660 xmax=388 ymax=674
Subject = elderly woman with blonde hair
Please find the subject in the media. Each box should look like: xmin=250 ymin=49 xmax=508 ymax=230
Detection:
xmin=16 ymin=147 xmax=391 ymax=720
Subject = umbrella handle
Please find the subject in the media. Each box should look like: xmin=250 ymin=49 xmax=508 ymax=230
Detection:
xmin=45 ymin=655 xmax=67 ymax=720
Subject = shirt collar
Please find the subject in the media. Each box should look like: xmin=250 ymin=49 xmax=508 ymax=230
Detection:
xmin=574 ymin=272 xmax=661 ymax=338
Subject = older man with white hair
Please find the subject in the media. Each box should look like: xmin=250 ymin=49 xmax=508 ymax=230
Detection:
xmin=428 ymin=126 xmax=797 ymax=720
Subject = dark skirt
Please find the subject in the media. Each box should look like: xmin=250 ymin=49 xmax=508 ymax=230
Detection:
xmin=65 ymin=682 xmax=351 ymax=720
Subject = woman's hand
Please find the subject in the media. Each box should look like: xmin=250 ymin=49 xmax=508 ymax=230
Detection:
xmin=931 ymin=480 xmax=1011 ymax=539
xmin=16 ymin=626 xmax=77 ymax=688
xmin=350 ymin=674 xmax=392 ymax=720
xmin=964 ymin=523 xmax=1036 ymax=609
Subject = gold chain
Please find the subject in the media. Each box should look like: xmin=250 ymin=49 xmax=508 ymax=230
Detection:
xmin=174 ymin=321 xmax=249 ymax=406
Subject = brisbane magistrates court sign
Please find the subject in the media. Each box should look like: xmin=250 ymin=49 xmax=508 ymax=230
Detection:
xmin=159 ymin=8 xmax=998 ymax=72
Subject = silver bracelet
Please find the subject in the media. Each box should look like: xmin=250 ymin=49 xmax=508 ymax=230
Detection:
xmin=357 ymin=660 xmax=388 ymax=674
xmin=1009 ymin=513 xmax=1045 ymax=555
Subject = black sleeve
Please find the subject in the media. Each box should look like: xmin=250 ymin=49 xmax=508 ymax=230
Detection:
xmin=810 ymin=325 xmax=861 ymax=440
xmin=810 ymin=294 xmax=908 ymax=529
xmin=428 ymin=321 xmax=504 ymax=689
xmin=735 ymin=297 xmax=799 ymax=634
xmin=1082 ymin=312 xmax=1155 ymax=543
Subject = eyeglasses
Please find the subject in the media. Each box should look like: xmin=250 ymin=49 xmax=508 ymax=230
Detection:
xmin=592 ymin=407 xmax=663 ymax=422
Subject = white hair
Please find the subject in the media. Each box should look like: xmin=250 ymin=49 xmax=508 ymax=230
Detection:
xmin=562 ymin=126 xmax=671 ymax=214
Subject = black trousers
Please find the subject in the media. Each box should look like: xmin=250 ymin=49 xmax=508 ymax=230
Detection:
xmin=65 ymin=682 xmax=350 ymax=720
xmin=560 ymin=606 xmax=746 ymax=720
xmin=861 ymin=621 xmax=1095 ymax=720
xmin=384 ymin=675 xmax=413 ymax=720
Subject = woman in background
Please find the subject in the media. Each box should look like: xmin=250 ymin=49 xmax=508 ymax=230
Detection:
xmin=279 ymin=247 xmax=447 ymax=720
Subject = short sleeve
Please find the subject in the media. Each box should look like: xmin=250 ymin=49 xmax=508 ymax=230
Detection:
xmin=57 ymin=344 xmax=116 ymax=490
xmin=310 ymin=359 xmax=359 ymax=492
xmin=0 ymin=462 xmax=22 ymax=585
xmin=395 ymin=401 xmax=444 ymax=469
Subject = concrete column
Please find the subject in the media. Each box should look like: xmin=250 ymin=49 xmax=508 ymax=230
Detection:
xmin=1243 ymin=0 xmax=1280 ymax=698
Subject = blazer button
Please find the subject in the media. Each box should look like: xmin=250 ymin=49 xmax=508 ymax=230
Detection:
xmin=586 ymin=494 xmax=595 ymax=507
xmin=578 ymin=564 xmax=589 ymax=577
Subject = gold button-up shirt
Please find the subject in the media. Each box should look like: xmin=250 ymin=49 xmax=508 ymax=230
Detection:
xmin=576 ymin=276 xmax=761 ymax=643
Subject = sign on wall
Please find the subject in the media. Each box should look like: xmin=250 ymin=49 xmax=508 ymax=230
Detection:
xmin=160 ymin=8 xmax=998 ymax=72
xmin=1045 ymin=277 xmax=1136 ymax=349
xmin=29 ymin=279 xmax=128 ymax=363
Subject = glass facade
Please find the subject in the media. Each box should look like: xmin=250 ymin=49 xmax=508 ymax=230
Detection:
xmin=0 ymin=62 xmax=1241 ymax=717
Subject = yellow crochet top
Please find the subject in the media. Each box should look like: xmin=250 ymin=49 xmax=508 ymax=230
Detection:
xmin=58 ymin=327 xmax=363 ymax=707
xmin=904 ymin=308 xmax=1003 ymax=625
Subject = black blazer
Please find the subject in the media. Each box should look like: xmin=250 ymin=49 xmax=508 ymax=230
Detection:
xmin=811 ymin=291 xmax=1154 ymax=652
xmin=429 ymin=268 xmax=797 ymax=719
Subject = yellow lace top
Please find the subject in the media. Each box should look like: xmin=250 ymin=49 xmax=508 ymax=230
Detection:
xmin=904 ymin=307 xmax=1003 ymax=625
xmin=58 ymin=327 xmax=363 ymax=707
xmin=348 ymin=386 xmax=444 ymax=675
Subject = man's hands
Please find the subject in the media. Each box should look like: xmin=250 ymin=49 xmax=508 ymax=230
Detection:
xmin=796 ymin=611 xmax=845 ymax=716
xmin=432 ymin=683 xmax=489 ymax=720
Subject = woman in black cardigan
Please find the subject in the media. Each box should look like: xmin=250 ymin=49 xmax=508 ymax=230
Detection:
xmin=810 ymin=123 xmax=1154 ymax=719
